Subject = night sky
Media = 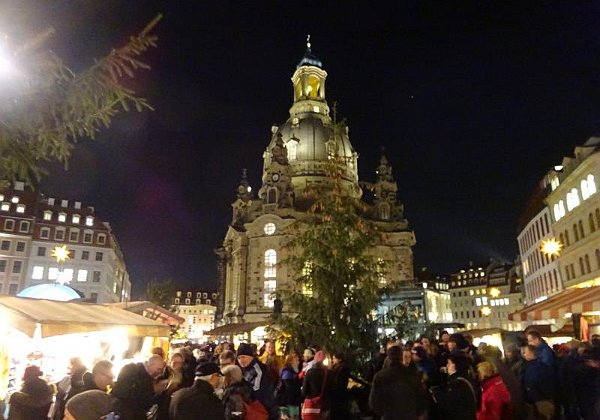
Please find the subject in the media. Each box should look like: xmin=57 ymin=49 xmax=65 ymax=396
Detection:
xmin=2 ymin=1 xmax=600 ymax=296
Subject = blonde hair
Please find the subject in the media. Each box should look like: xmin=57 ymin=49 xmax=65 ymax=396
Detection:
xmin=221 ymin=364 xmax=243 ymax=384
xmin=477 ymin=361 xmax=497 ymax=380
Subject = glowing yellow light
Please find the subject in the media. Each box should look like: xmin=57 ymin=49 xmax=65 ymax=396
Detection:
xmin=489 ymin=288 xmax=501 ymax=298
xmin=51 ymin=245 xmax=70 ymax=263
xmin=481 ymin=306 xmax=492 ymax=317
xmin=541 ymin=238 xmax=563 ymax=257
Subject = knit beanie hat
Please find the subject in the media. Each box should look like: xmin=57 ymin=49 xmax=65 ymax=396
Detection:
xmin=236 ymin=342 xmax=254 ymax=357
xmin=65 ymin=390 xmax=114 ymax=420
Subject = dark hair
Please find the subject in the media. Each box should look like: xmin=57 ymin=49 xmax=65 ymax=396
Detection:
xmin=524 ymin=344 xmax=538 ymax=356
xmin=386 ymin=345 xmax=403 ymax=367
xmin=447 ymin=354 xmax=471 ymax=373
xmin=526 ymin=329 xmax=542 ymax=340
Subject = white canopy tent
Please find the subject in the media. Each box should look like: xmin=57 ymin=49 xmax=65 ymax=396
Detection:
xmin=0 ymin=295 xmax=170 ymax=338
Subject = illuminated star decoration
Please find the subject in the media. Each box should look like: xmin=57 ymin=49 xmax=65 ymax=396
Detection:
xmin=481 ymin=306 xmax=492 ymax=317
xmin=51 ymin=245 xmax=70 ymax=263
xmin=541 ymin=238 xmax=563 ymax=257
xmin=489 ymin=287 xmax=501 ymax=298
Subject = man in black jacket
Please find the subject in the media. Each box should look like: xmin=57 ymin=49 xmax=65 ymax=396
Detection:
xmin=369 ymin=346 xmax=426 ymax=420
xmin=237 ymin=343 xmax=279 ymax=420
xmin=112 ymin=355 xmax=167 ymax=420
xmin=169 ymin=362 xmax=225 ymax=420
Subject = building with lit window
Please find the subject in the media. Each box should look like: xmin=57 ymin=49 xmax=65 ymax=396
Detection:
xmin=216 ymin=43 xmax=416 ymax=324
xmin=171 ymin=290 xmax=218 ymax=341
xmin=517 ymin=203 xmax=563 ymax=304
xmin=0 ymin=182 xmax=131 ymax=303
xmin=449 ymin=261 xmax=524 ymax=331
xmin=511 ymin=138 xmax=600 ymax=330
xmin=544 ymin=138 xmax=600 ymax=289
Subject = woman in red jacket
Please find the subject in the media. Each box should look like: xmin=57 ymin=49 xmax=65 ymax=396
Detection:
xmin=477 ymin=361 xmax=512 ymax=420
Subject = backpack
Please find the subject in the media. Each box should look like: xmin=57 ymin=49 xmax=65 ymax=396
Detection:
xmin=243 ymin=399 xmax=268 ymax=420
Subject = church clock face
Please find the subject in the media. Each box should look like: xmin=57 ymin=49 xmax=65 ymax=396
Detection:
xmin=271 ymin=173 xmax=280 ymax=182
xmin=264 ymin=222 xmax=276 ymax=235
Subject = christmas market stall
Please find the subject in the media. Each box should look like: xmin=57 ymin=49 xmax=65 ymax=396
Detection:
xmin=0 ymin=295 xmax=170 ymax=403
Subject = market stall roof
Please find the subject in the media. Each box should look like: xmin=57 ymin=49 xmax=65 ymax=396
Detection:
xmin=509 ymin=286 xmax=600 ymax=322
xmin=204 ymin=321 xmax=267 ymax=336
xmin=0 ymin=295 xmax=170 ymax=338
xmin=110 ymin=301 xmax=184 ymax=326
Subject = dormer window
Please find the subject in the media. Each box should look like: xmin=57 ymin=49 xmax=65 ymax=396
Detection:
xmin=58 ymin=212 xmax=66 ymax=223
xmin=11 ymin=196 xmax=19 ymax=204
xmin=0 ymin=203 xmax=8 ymax=211
xmin=44 ymin=211 xmax=52 ymax=220
xmin=16 ymin=204 xmax=25 ymax=213
xmin=287 ymin=141 xmax=298 ymax=161
xmin=72 ymin=214 xmax=80 ymax=224
xmin=85 ymin=216 xmax=94 ymax=226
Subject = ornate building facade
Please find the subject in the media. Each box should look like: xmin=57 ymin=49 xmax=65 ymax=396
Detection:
xmin=0 ymin=181 xmax=131 ymax=303
xmin=215 ymin=43 xmax=416 ymax=324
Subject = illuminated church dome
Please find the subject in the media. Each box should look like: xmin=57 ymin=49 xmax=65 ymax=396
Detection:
xmin=18 ymin=283 xmax=83 ymax=301
xmin=262 ymin=36 xmax=359 ymax=197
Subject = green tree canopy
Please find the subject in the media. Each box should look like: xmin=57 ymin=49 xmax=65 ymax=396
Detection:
xmin=0 ymin=14 xmax=161 ymax=186
xmin=274 ymin=118 xmax=382 ymax=361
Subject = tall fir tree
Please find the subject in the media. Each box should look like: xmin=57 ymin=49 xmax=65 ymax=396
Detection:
xmin=275 ymin=113 xmax=382 ymax=360
xmin=0 ymin=14 xmax=161 ymax=186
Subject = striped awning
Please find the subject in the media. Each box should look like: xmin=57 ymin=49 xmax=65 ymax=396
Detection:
xmin=0 ymin=295 xmax=170 ymax=338
xmin=508 ymin=286 xmax=600 ymax=322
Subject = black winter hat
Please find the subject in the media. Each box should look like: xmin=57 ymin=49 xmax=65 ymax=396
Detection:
xmin=236 ymin=342 xmax=254 ymax=357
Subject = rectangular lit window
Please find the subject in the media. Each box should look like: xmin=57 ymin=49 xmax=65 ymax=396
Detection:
xmin=16 ymin=204 xmax=25 ymax=213
xmin=48 ymin=267 xmax=59 ymax=280
xmin=0 ymin=203 xmax=9 ymax=211
xmin=263 ymin=280 xmax=277 ymax=307
xmin=72 ymin=214 xmax=80 ymax=224
xmin=504 ymin=298 xmax=509 ymax=305
xmin=85 ymin=216 xmax=94 ymax=227
xmin=58 ymin=213 xmax=66 ymax=222
xmin=77 ymin=269 xmax=88 ymax=282
xmin=61 ymin=269 xmax=73 ymax=283
xmin=32 ymin=266 xmax=44 ymax=280
xmin=475 ymin=298 xmax=481 ymax=306
xmin=11 ymin=196 xmax=19 ymax=204
xmin=43 ymin=211 xmax=52 ymax=220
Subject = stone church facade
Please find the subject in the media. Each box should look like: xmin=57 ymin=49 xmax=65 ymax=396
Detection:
xmin=215 ymin=43 xmax=416 ymax=324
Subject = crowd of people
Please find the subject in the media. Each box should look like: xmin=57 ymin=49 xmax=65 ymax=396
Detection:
xmin=2 ymin=329 xmax=600 ymax=419
xmin=367 ymin=330 xmax=600 ymax=420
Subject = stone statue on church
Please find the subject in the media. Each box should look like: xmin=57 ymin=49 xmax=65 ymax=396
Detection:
xmin=271 ymin=132 xmax=289 ymax=165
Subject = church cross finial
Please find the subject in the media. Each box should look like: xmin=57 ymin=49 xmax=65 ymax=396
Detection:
xmin=306 ymin=34 xmax=311 ymax=51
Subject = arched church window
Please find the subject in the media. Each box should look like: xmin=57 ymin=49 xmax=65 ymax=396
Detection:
xmin=264 ymin=249 xmax=277 ymax=278
xmin=267 ymin=187 xmax=278 ymax=204
xmin=379 ymin=203 xmax=390 ymax=220
xmin=306 ymin=75 xmax=321 ymax=98
xmin=588 ymin=174 xmax=596 ymax=196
